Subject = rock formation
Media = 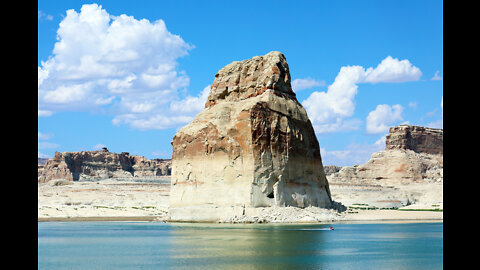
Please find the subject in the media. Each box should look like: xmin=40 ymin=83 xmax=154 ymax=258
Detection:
xmin=38 ymin=150 xmax=171 ymax=183
xmin=386 ymin=125 xmax=443 ymax=155
xmin=328 ymin=125 xmax=443 ymax=184
xmin=169 ymin=51 xmax=332 ymax=221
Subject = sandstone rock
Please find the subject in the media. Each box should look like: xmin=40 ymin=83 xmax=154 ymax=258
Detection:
xmin=38 ymin=151 xmax=171 ymax=183
xmin=323 ymin=165 xmax=342 ymax=176
xmin=170 ymin=51 xmax=332 ymax=221
xmin=329 ymin=125 xmax=443 ymax=185
xmin=386 ymin=125 xmax=443 ymax=155
xmin=328 ymin=149 xmax=443 ymax=184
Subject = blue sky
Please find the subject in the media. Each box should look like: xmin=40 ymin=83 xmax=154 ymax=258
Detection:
xmin=38 ymin=0 xmax=443 ymax=166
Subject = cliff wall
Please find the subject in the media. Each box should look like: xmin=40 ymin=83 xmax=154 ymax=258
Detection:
xmin=38 ymin=150 xmax=171 ymax=183
xmin=385 ymin=125 xmax=443 ymax=155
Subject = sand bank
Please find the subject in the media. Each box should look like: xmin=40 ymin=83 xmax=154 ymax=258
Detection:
xmin=38 ymin=177 xmax=442 ymax=223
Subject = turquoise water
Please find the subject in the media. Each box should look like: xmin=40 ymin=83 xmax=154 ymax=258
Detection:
xmin=38 ymin=222 xmax=443 ymax=269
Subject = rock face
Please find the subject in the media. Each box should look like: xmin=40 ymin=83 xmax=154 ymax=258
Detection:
xmin=329 ymin=125 xmax=443 ymax=184
xmin=38 ymin=151 xmax=171 ymax=183
xmin=386 ymin=125 xmax=443 ymax=155
xmin=170 ymin=51 xmax=332 ymax=221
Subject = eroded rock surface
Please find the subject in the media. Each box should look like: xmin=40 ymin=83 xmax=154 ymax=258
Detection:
xmin=386 ymin=125 xmax=443 ymax=155
xmin=329 ymin=125 xmax=443 ymax=185
xmin=38 ymin=150 xmax=171 ymax=183
xmin=170 ymin=51 xmax=332 ymax=221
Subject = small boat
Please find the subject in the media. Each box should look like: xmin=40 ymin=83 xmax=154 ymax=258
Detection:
xmin=329 ymin=226 xmax=334 ymax=230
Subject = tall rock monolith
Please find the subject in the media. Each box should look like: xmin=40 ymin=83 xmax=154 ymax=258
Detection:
xmin=169 ymin=51 xmax=333 ymax=221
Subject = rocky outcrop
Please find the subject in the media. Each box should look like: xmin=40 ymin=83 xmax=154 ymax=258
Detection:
xmin=386 ymin=125 xmax=443 ymax=155
xmin=323 ymin=165 xmax=342 ymax=176
xmin=38 ymin=150 xmax=171 ymax=183
xmin=328 ymin=125 xmax=443 ymax=184
xmin=170 ymin=51 xmax=332 ymax=221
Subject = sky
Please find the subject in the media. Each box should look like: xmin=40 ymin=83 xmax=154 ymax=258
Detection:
xmin=38 ymin=0 xmax=443 ymax=166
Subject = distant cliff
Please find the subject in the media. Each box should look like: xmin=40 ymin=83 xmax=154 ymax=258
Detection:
xmin=328 ymin=125 xmax=443 ymax=184
xmin=38 ymin=149 xmax=171 ymax=183
xmin=386 ymin=125 xmax=443 ymax=155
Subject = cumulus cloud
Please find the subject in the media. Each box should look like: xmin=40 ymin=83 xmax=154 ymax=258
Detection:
xmin=362 ymin=56 xmax=422 ymax=83
xmin=366 ymin=104 xmax=404 ymax=134
xmin=38 ymin=4 xmax=205 ymax=130
xmin=291 ymin=77 xmax=325 ymax=92
xmin=302 ymin=56 xmax=421 ymax=134
xmin=170 ymin=85 xmax=210 ymax=114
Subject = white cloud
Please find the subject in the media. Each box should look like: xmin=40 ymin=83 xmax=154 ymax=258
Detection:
xmin=38 ymin=132 xmax=53 ymax=140
xmin=93 ymin=144 xmax=106 ymax=150
xmin=321 ymin=136 xmax=386 ymax=166
xmin=302 ymin=56 xmax=421 ymax=134
xmin=431 ymin=70 xmax=442 ymax=80
xmin=43 ymin=83 xmax=91 ymax=104
xmin=38 ymin=142 xmax=60 ymax=149
xmin=362 ymin=56 xmax=422 ymax=83
xmin=170 ymin=85 xmax=210 ymax=114
xmin=291 ymin=77 xmax=325 ymax=92
xmin=366 ymin=104 xmax=404 ymax=134
xmin=408 ymin=101 xmax=417 ymax=110
xmin=38 ymin=10 xmax=53 ymax=21
xmin=38 ymin=110 xmax=53 ymax=117
xmin=38 ymin=4 xmax=202 ymax=130
xmin=112 ymin=114 xmax=194 ymax=131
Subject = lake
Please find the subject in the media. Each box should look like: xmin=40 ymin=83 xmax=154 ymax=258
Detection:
xmin=38 ymin=221 xmax=443 ymax=269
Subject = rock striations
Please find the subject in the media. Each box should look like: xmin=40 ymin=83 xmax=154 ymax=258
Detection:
xmin=386 ymin=125 xmax=443 ymax=155
xmin=170 ymin=51 xmax=333 ymax=221
xmin=38 ymin=150 xmax=171 ymax=183
xmin=328 ymin=125 xmax=443 ymax=184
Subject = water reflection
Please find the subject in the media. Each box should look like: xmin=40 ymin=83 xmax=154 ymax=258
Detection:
xmin=166 ymin=223 xmax=331 ymax=269
xmin=38 ymin=222 xmax=443 ymax=270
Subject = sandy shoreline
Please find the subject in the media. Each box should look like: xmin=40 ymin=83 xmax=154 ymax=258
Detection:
xmin=37 ymin=209 xmax=443 ymax=223
xmin=38 ymin=177 xmax=442 ymax=224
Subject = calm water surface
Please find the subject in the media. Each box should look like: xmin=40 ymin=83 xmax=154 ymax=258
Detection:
xmin=38 ymin=221 xmax=443 ymax=269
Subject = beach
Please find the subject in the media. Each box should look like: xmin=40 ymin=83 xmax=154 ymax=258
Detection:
xmin=38 ymin=177 xmax=442 ymax=223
